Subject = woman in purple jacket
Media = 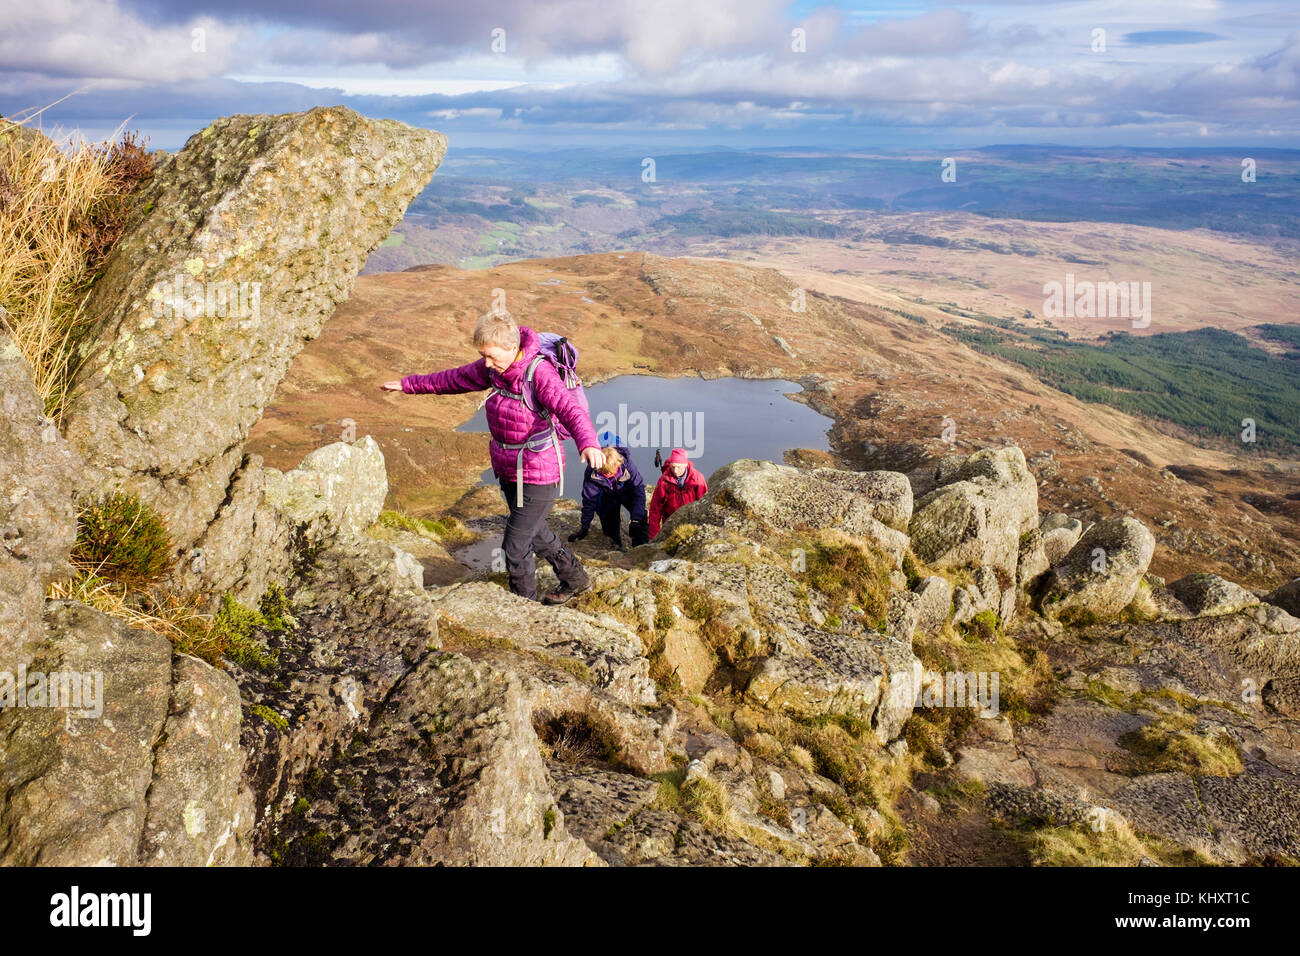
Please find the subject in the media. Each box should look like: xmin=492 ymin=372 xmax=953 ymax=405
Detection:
xmin=381 ymin=310 xmax=603 ymax=605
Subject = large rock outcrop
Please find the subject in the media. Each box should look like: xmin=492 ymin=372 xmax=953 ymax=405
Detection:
xmin=1039 ymin=516 xmax=1156 ymax=622
xmin=0 ymin=332 xmax=83 ymax=673
xmin=662 ymin=459 xmax=912 ymax=564
xmin=909 ymin=446 xmax=1038 ymax=580
xmin=61 ymin=106 xmax=446 ymax=598
xmin=271 ymin=651 xmax=599 ymax=866
xmin=0 ymin=601 xmax=254 ymax=865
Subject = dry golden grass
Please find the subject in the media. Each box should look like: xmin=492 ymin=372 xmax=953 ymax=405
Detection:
xmin=1021 ymin=816 xmax=1215 ymax=867
xmin=0 ymin=107 xmax=153 ymax=421
xmin=48 ymin=564 xmax=216 ymax=657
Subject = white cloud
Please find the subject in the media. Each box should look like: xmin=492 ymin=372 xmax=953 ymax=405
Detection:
xmin=0 ymin=0 xmax=249 ymax=85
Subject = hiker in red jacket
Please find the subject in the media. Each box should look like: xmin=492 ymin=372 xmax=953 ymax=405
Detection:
xmin=648 ymin=448 xmax=708 ymax=539
xmin=381 ymin=310 xmax=602 ymax=605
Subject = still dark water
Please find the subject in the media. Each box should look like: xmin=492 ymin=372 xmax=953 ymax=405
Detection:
xmin=455 ymin=374 xmax=832 ymax=494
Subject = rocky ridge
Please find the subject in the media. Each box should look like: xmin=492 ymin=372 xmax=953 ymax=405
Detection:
xmin=2 ymin=107 xmax=1298 ymax=866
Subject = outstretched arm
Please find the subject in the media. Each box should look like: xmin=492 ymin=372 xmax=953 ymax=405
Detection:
xmin=399 ymin=358 xmax=492 ymax=394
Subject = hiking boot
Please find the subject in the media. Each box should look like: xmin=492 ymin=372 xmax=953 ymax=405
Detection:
xmin=542 ymin=580 xmax=590 ymax=606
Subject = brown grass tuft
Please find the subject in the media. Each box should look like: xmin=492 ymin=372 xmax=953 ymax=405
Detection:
xmin=0 ymin=109 xmax=155 ymax=421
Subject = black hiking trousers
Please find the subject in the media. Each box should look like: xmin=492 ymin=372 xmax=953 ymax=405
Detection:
xmin=595 ymin=498 xmax=650 ymax=548
xmin=498 ymin=477 xmax=589 ymax=601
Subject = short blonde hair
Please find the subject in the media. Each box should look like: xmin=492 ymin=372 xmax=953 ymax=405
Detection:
xmin=599 ymin=447 xmax=624 ymax=475
xmin=473 ymin=309 xmax=520 ymax=351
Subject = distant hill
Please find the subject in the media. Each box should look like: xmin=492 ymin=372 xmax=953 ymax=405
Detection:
xmin=362 ymin=145 xmax=1300 ymax=274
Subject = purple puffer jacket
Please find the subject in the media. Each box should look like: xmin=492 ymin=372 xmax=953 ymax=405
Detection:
xmin=402 ymin=325 xmax=600 ymax=485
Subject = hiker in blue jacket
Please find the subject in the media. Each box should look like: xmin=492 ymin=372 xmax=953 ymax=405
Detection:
xmin=568 ymin=435 xmax=649 ymax=549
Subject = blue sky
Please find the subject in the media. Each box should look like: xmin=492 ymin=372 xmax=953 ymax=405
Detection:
xmin=1 ymin=0 xmax=1296 ymax=150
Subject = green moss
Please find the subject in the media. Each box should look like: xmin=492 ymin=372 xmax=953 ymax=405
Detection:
xmin=962 ymin=610 xmax=1001 ymax=643
xmin=257 ymin=582 xmax=296 ymax=634
xmin=543 ymin=808 xmax=556 ymax=838
xmin=292 ymin=830 xmax=333 ymax=865
xmin=677 ymin=584 xmax=718 ymax=622
xmin=291 ymin=797 xmax=310 ymax=816
xmin=650 ymin=769 xmax=686 ymax=812
xmin=213 ymin=593 xmax=280 ymax=672
xmin=1083 ymin=678 xmax=1128 ymax=709
xmin=249 ymin=703 xmax=288 ymax=732
xmin=658 ymin=523 xmax=699 ymax=556
xmin=1055 ymin=604 xmax=1104 ymax=627
xmin=649 ymin=578 xmax=676 ymax=632
xmin=1133 ymin=687 xmax=1247 ymax=719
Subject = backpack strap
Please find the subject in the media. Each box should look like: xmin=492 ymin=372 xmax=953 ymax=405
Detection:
xmin=524 ymin=355 xmax=550 ymax=418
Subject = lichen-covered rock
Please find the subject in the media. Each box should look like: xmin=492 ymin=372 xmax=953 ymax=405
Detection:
xmin=746 ymin=632 xmax=884 ymax=724
xmin=912 ymin=575 xmax=952 ymax=636
xmin=663 ymin=459 xmax=911 ymax=564
xmin=1110 ymin=771 xmax=1300 ymax=864
xmin=952 ymin=585 xmax=978 ymax=626
xmin=659 ymin=627 xmax=715 ymax=694
xmin=1017 ymin=527 xmax=1049 ymax=589
xmin=1170 ymin=573 xmax=1261 ymax=617
xmin=0 ymin=332 xmax=83 ymax=672
xmin=271 ymin=651 xmax=598 ymax=866
xmin=1040 ymin=513 xmax=1083 ymax=566
xmin=1039 ymin=516 xmax=1155 ymax=622
xmin=429 ymin=581 xmax=656 ymax=709
xmin=140 ymin=655 xmax=255 ymax=866
xmin=0 ymin=601 xmax=171 ymax=865
xmin=550 ymin=764 xmax=662 ymax=854
xmin=875 ymin=638 xmax=924 ymax=743
xmin=235 ymin=527 xmax=443 ymax=850
xmin=884 ymin=590 xmax=921 ymax=644
xmin=183 ymin=436 xmax=393 ymax=612
xmin=264 ymin=436 xmax=388 ymax=539
xmin=808 ymin=467 xmax=913 ymax=531
xmin=61 ymin=106 xmax=445 ymax=591
xmin=909 ymin=446 xmax=1038 ymax=580
xmin=594 ymin=808 xmax=792 ymax=866
xmin=745 ymin=622 xmax=919 ymax=743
